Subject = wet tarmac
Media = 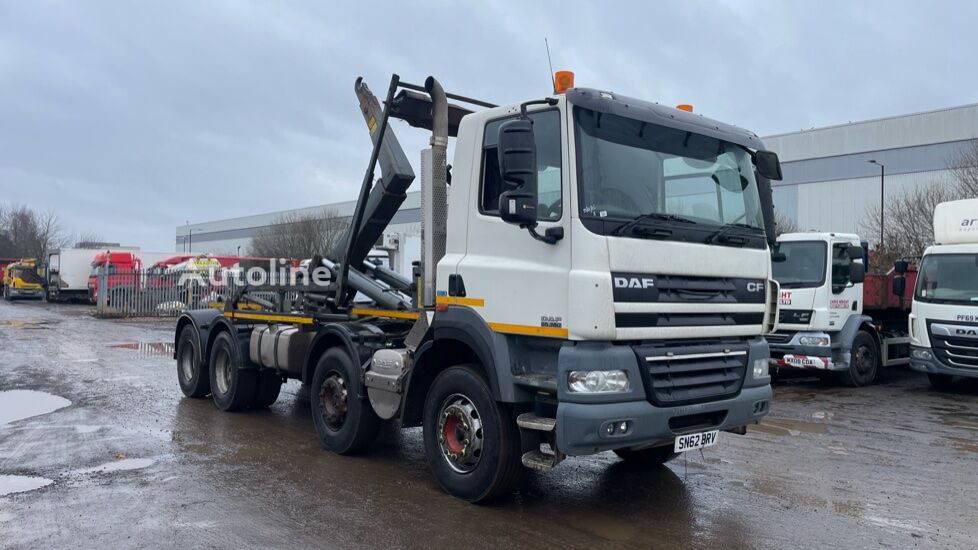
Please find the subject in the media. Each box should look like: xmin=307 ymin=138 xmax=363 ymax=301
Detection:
xmin=1 ymin=300 xmax=977 ymax=549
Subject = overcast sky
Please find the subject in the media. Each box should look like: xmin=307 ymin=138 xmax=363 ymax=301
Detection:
xmin=2 ymin=1 xmax=977 ymax=251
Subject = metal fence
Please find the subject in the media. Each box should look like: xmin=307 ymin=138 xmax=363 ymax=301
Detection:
xmin=92 ymin=269 xmax=229 ymax=318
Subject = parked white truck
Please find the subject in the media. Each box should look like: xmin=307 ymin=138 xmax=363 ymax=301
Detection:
xmin=899 ymin=198 xmax=978 ymax=389
xmin=174 ymin=73 xmax=783 ymax=501
xmin=46 ymin=248 xmax=100 ymax=302
xmin=767 ymin=232 xmax=912 ymax=386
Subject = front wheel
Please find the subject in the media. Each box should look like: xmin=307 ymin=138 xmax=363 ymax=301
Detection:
xmin=423 ymin=365 xmax=522 ymax=503
xmin=928 ymin=373 xmax=956 ymax=390
xmin=614 ymin=445 xmax=679 ymax=466
xmin=837 ymin=331 xmax=879 ymax=387
xmin=310 ymin=348 xmax=380 ymax=454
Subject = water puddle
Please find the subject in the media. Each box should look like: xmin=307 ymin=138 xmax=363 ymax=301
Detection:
xmin=0 ymin=390 xmax=71 ymax=426
xmin=75 ymin=458 xmax=155 ymax=475
xmin=752 ymin=417 xmax=828 ymax=437
xmin=0 ymin=474 xmax=53 ymax=496
xmin=110 ymin=342 xmax=174 ymax=357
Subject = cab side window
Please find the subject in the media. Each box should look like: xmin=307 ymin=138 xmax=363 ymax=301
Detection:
xmin=481 ymin=109 xmax=562 ymax=221
xmin=831 ymin=243 xmax=852 ymax=293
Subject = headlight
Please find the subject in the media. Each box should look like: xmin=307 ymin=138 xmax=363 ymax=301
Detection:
xmin=753 ymin=359 xmax=770 ymax=379
xmin=567 ymin=370 xmax=629 ymax=393
xmin=799 ymin=335 xmax=830 ymax=347
xmin=911 ymin=349 xmax=933 ymax=360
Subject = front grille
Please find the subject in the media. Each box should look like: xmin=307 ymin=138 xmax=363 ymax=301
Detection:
xmin=616 ymin=312 xmax=764 ymax=328
xmin=928 ymin=321 xmax=978 ymax=370
xmin=612 ymin=272 xmax=766 ymax=304
xmin=634 ymin=341 xmax=749 ymax=406
xmin=765 ymin=331 xmax=793 ymax=344
xmin=779 ymin=309 xmax=813 ymax=324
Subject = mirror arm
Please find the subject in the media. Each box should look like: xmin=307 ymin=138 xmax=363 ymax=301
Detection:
xmin=519 ymin=97 xmax=559 ymax=118
xmin=525 ymin=225 xmax=563 ymax=245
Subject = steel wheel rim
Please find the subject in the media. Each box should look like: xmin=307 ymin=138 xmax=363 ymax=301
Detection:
xmin=437 ymin=393 xmax=484 ymax=474
xmin=215 ymin=348 xmax=232 ymax=395
xmin=180 ymin=344 xmax=196 ymax=381
xmin=319 ymin=372 xmax=348 ymax=431
xmin=855 ymin=345 xmax=875 ymax=376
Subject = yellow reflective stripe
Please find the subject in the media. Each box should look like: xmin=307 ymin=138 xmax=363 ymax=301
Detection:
xmin=351 ymin=307 xmax=420 ymax=320
xmin=488 ymin=322 xmax=568 ymax=338
xmin=435 ymin=296 xmax=485 ymax=307
xmin=223 ymin=311 xmax=314 ymax=324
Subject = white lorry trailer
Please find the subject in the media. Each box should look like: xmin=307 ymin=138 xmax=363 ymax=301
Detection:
xmin=46 ymin=248 xmax=99 ymax=302
xmin=173 ymin=73 xmax=783 ymax=501
xmin=899 ymin=198 xmax=978 ymax=388
xmin=767 ymin=232 xmax=913 ymax=386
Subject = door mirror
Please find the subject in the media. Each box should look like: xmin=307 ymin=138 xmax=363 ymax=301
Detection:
xmin=756 ymin=174 xmax=778 ymax=249
xmin=755 ymin=150 xmax=783 ymax=181
xmin=849 ymin=261 xmax=865 ymax=284
xmin=894 ymin=259 xmax=908 ymax=274
xmin=892 ymin=275 xmax=906 ymax=297
xmin=847 ymin=245 xmax=864 ymax=260
xmin=770 ymin=242 xmax=786 ymax=262
xmin=497 ymin=118 xmax=538 ymax=226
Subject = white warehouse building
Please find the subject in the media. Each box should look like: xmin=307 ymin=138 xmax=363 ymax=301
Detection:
xmin=178 ymin=103 xmax=978 ymax=254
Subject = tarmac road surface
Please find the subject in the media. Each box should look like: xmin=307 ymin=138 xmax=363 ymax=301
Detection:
xmin=1 ymin=300 xmax=977 ymax=549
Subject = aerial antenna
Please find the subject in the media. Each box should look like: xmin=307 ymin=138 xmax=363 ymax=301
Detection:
xmin=545 ymin=37 xmax=555 ymax=93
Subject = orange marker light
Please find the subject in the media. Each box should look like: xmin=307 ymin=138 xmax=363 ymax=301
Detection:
xmin=554 ymin=70 xmax=575 ymax=94
xmin=676 ymin=104 xmax=693 ymax=112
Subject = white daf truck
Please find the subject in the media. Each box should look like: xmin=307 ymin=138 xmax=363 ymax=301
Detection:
xmin=174 ymin=73 xmax=783 ymax=502
xmin=899 ymin=198 xmax=978 ymax=389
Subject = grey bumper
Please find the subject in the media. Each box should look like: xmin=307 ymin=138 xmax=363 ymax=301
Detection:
xmin=556 ymin=385 xmax=772 ymax=456
xmin=909 ymin=345 xmax=978 ymax=379
xmin=8 ymin=288 xmax=43 ymax=299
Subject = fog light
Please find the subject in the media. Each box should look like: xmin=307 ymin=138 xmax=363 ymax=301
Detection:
xmin=568 ymin=370 xmax=629 ymax=393
xmin=911 ymin=349 xmax=933 ymax=360
xmin=753 ymin=359 xmax=770 ymax=379
xmin=799 ymin=335 xmax=830 ymax=346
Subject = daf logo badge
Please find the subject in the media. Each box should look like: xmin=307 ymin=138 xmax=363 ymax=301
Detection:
xmin=614 ymin=277 xmax=655 ymax=289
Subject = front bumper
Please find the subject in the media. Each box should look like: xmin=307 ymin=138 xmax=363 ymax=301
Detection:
xmin=768 ymin=331 xmax=843 ymax=371
xmin=7 ymin=287 xmax=43 ymax=299
xmin=556 ymin=384 xmax=772 ymax=455
xmin=909 ymin=345 xmax=978 ymax=379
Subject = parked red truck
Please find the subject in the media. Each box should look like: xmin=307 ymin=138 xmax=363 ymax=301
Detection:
xmin=88 ymin=250 xmax=141 ymax=304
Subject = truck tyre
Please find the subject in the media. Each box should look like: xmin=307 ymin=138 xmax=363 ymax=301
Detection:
xmin=3 ymin=285 xmax=10 ymax=301
xmin=208 ymin=330 xmax=258 ymax=411
xmin=614 ymin=445 xmax=679 ymax=466
xmin=422 ymin=365 xmax=522 ymax=503
xmin=837 ymin=331 xmax=878 ymax=387
xmin=310 ymin=347 xmax=380 ymax=454
xmin=253 ymin=371 xmax=283 ymax=408
xmin=928 ymin=373 xmax=956 ymax=390
xmin=176 ymin=324 xmax=210 ymax=398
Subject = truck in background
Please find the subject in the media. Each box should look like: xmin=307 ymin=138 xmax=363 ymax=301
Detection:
xmin=767 ymin=232 xmax=915 ymax=386
xmin=3 ymin=258 xmax=44 ymax=300
xmin=173 ymin=73 xmax=784 ymax=501
xmin=899 ymin=198 xmax=978 ymax=389
xmin=88 ymin=250 xmax=141 ymax=304
xmin=46 ymin=248 xmax=101 ymax=302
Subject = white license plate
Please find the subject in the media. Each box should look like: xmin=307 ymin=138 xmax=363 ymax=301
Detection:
xmin=674 ymin=429 xmax=719 ymax=453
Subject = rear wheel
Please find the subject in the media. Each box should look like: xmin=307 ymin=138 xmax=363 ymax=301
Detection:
xmin=928 ymin=373 xmax=956 ymax=390
xmin=423 ymin=365 xmax=522 ymax=503
xmin=310 ymin=348 xmax=380 ymax=454
xmin=614 ymin=445 xmax=679 ymax=466
xmin=208 ymin=331 xmax=257 ymax=411
xmin=177 ymin=324 xmax=210 ymax=397
xmin=253 ymin=371 xmax=284 ymax=408
xmin=837 ymin=331 xmax=878 ymax=387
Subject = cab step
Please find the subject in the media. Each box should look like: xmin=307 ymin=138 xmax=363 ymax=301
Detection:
xmin=521 ymin=449 xmax=562 ymax=471
xmin=517 ymin=413 xmax=556 ymax=432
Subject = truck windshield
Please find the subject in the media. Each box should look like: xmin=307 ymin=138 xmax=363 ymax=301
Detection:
xmin=772 ymin=241 xmax=827 ymax=288
xmin=11 ymin=267 xmax=42 ymax=284
xmin=574 ymin=107 xmax=764 ymax=233
xmin=915 ymin=253 xmax=978 ymax=304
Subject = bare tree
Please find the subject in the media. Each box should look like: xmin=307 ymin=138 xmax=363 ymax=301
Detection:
xmin=0 ymin=203 xmax=70 ymax=259
xmin=248 ymin=208 xmax=348 ymax=259
xmin=775 ymin=212 xmax=801 ymax=236
xmin=949 ymin=139 xmax=978 ymax=197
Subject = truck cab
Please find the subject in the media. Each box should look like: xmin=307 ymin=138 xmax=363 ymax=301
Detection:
xmin=767 ymin=232 xmax=909 ymax=385
xmin=2 ymin=258 xmax=44 ymax=300
xmin=904 ymin=198 xmax=978 ymax=388
xmin=88 ymin=251 xmax=141 ymax=303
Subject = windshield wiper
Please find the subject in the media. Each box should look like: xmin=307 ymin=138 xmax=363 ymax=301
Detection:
xmin=612 ymin=212 xmax=697 ymax=236
xmin=705 ymin=223 xmax=761 ymax=245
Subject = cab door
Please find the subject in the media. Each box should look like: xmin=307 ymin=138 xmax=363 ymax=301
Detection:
xmin=455 ymin=107 xmax=571 ymax=337
xmin=828 ymin=240 xmax=864 ymax=327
